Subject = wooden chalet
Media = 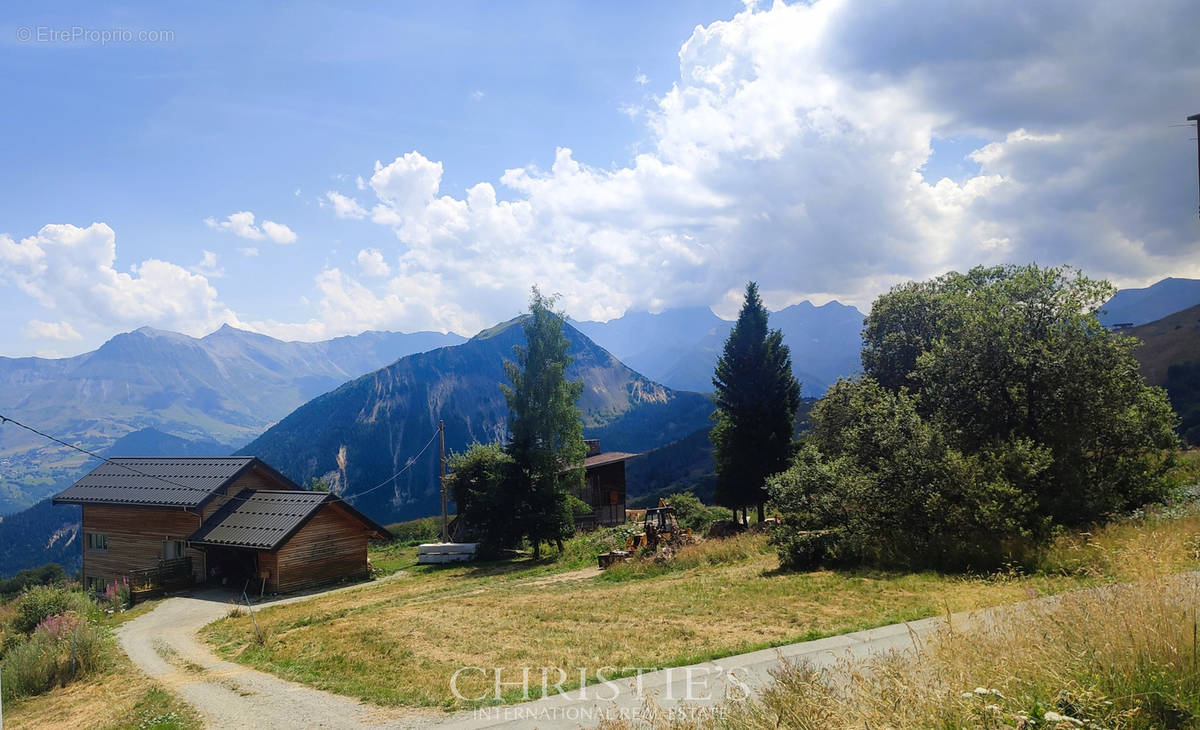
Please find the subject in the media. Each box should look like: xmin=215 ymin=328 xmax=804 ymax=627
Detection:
xmin=53 ymin=457 xmax=390 ymax=595
xmin=448 ymin=439 xmax=638 ymax=541
xmin=572 ymin=440 xmax=638 ymax=529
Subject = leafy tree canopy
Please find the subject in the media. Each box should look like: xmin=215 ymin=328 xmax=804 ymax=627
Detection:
xmin=771 ymin=265 xmax=1178 ymax=571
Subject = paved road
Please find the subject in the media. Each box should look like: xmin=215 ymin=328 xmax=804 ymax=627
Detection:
xmin=119 ymin=586 xmax=977 ymax=729
xmin=438 ymin=612 xmax=970 ymax=729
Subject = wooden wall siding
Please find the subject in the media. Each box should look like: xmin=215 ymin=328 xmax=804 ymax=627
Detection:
xmin=270 ymin=505 xmax=369 ymax=593
xmin=200 ymin=465 xmax=296 ymax=520
xmin=81 ymin=505 xmax=206 ymax=585
xmin=235 ymin=465 xmax=295 ymax=492
xmin=574 ymin=461 xmax=627 ymax=528
xmin=258 ymin=551 xmax=278 ymax=592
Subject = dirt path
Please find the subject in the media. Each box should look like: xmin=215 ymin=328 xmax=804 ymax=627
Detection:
xmin=119 ymin=571 xmax=1197 ymax=729
xmin=116 ymin=589 xmax=443 ymax=730
xmin=519 ymin=566 xmax=602 ymax=588
xmin=118 ymin=580 xmax=961 ymax=730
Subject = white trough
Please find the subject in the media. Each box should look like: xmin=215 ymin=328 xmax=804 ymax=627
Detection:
xmin=417 ymin=542 xmax=479 ymax=564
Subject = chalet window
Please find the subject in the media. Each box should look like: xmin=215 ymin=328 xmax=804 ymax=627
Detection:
xmin=162 ymin=540 xmax=187 ymax=560
xmin=86 ymin=532 xmax=109 ymax=552
xmin=84 ymin=575 xmax=104 ymax=593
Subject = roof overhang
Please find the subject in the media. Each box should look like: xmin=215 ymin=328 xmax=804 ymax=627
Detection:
xmin=188 ymin=490 xmax=392 ymax=551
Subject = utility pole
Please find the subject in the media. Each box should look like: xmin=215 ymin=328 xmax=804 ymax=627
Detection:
xmin=1190 ymin=113 xmax=1200 ymax=219
xmin=439 ymin=420 xmax=448 ymax=543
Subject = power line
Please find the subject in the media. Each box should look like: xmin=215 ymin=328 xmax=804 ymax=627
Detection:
xmin=337 ymin=429 xmax=441 ymax=501
xmin=0 ymin=413 xmax=214 ymax=495
xmin=0 ymin=411 xmax=440 ymax=511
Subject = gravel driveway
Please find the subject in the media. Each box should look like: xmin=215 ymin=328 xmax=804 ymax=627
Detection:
xmin=116 ymin=589 xmax=444 ymax=729
xmin=116 ymin=584 xmax=964 ymax=729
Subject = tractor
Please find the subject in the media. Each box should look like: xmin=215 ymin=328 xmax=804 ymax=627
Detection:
xmin=598 ymin=498 xmax=693 ymax=568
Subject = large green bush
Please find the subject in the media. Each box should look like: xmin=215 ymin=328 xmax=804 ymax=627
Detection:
xmin=662 ymin=492 xmax=726 ymax=533
xmin=771 ymin=265 xmax=1179 ymax=571
xmin=769 ymin=383 xmax=1047 ymax=570
xmin=10 ymin=584 xmax=100 ymax=635
xmin=446 ymin=442 xmax=521 ymax=557
xmin=1 ymin=589 xmax=113 ymax=701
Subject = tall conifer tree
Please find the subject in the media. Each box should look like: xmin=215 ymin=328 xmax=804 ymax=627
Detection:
xmin=711 ymin=282 xmax=802 ymax=523
xmin=502 ymin=287 xmax=586 ymax=558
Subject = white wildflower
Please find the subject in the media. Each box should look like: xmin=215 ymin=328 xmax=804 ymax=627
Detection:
xmin=1043 ymin=711 xmax=1085 ymax=726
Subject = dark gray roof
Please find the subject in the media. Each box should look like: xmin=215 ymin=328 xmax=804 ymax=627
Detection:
xmin=189 ymin=489 xmax=390 ymax=550
xmin=189 ymin=490 xmax=328 ymax=549
xmin=584 ymin=451 xmax=639 ymax=469
xmin=52 ymin=457 xmax=293 ymax=508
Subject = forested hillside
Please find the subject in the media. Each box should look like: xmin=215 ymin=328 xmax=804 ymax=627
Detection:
xmin=241 ymin=318 xmax=714 ymax=524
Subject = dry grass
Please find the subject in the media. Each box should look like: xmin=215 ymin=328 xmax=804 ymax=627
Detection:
xmin=1038 ymin=512 xmax=1200 ymax=582
xmin=594 ymin=515 xmax=1200 ymax=730
xmin=3 ymin=649 xmax=200 ymax=730
xmin=201 ymin=513 xmax=1200 ymax=711
xmin=634 ymin=573 xmax=1200 ymax=730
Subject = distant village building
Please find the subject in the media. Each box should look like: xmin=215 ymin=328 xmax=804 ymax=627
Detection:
xmin=54 ymin=457 xmax=389 ymax=595
xmin=572 ymin=440 xmax=638 ymax=529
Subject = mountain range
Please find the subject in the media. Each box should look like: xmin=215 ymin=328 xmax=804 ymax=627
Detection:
xmin=1098 ymin=277 xmax=1200 ymax=328
xmin=4 ymin=277 xmax=1200 ymax=577
xmin=0 ymin=325 xmax=464 ymax=514
xmin=239 ymin=317 xmax=715 ymax=524
xmin=572 ymin=300 xmax=865 ymax=395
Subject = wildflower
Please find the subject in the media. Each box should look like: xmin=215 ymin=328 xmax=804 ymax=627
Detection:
xmin=34 ymin=611 xmax=79 ymax=641
xmin=1044 ymin=711 xmax=1085 ymax=726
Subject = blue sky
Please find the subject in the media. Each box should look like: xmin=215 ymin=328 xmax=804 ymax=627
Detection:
xmin=2 ymin=1 xmax=1199 ymax=357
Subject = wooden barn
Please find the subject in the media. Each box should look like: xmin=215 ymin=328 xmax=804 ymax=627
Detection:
xmin=53 ymin=457 xmax=389 ymax=595
xmin=572 ymin=440 xmax=638 ymax=529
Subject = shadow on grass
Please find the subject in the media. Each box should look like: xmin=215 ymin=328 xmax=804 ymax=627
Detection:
xmin=456 ymin=554 xmax=562 ymax=579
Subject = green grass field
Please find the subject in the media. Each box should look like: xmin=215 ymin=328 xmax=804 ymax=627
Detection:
xmin=203 ymin=507 xmax=1200 ymax=711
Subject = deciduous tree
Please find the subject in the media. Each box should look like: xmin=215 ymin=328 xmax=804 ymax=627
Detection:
xmin=770 ymin=264 xmax=1179 ymax=571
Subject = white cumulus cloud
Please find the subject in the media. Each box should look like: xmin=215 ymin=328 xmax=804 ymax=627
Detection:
xmin=356 ymin=248 xmax=391 ymax=277
xmin=190 ymin=250 xmax=224 ymax=278
xmin=205 ymin=211 xmax=297 ymax=244
xmin=24 ymin=319 xmax=81 ymax=342
xmin=0 ymin=223 xmax=240 ymax=338
xmin=18 ymin=1 xmax=1193 ymax=348
xmin=283 ymin=0 xmax=1200 ymax=338
xmin=324 ymin=191 xmax=368 ymax=220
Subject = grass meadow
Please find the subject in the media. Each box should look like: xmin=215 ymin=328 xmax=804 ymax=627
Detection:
xmin=202 ymin=507 xmax=1200 ymax=711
